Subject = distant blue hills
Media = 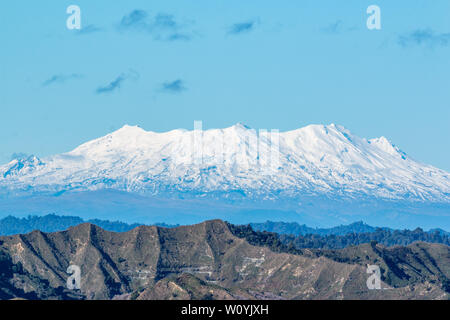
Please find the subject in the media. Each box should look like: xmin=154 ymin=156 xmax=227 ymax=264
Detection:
xmin=250 ymin=220 xmax=450 ymax=237
xmin=250 ymin=220 xmax=385 ymax=236
xmin=0 ymin=214 xmax=178 ymax=236
xmin=0 ymin=214 xmax=448 ymax=238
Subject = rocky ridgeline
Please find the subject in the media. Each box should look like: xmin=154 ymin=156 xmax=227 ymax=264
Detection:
xmin=0 ymin=220 xmax=448 ymax=300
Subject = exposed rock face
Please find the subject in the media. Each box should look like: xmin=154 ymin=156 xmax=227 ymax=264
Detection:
xmin=0 ymin=220 xmax=448 ymax=300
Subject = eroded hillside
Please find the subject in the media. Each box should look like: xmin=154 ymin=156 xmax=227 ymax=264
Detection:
xmin=0 ymin=220 xmax=448 ymax=300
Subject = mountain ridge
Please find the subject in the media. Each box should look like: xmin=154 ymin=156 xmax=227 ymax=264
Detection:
xmin=1 ymin=123 xmax=449 ymax=228
xmin=1 ymin=214 xmax=449 ymax=250
xmin=0 ymin=219 xmax=448 ymax=300
xmin=0 ymin=214 xmax=180 ymax=236
xmin=1 ymin=123 xmax=449 ymax=202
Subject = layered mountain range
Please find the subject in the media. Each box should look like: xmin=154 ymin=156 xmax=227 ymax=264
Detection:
xmin=0 ymin=124 xmax=449 ymax=228
xmin=0 ymin=220 xmax=448 ymax=300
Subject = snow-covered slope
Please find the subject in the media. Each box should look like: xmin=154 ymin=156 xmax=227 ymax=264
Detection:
xmin=1 ymin=123 xmax=449 ymax=203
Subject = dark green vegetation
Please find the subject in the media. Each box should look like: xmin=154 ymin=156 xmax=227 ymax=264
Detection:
xmin=0 ymin=220 xmax=448 ymax=300
xmin=319 ymin=242 xmax=450 ymax=293
xmin=279 ymin=228 xmax=450 ymax=249
xmin=251 ymin=221 xmax=381 ymax=236
xmin=229 ymin=223 xmax=450 ymax=295
xmin=247 ymin=222 xmax=450 ymax=249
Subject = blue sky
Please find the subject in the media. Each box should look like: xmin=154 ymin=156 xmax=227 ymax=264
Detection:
xmin=0 ymin=0 xmax=449 ymax=171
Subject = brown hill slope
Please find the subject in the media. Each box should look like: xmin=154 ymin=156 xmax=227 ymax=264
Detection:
xmin=0 ymin=220 xmax=448 ymax=300
xmin=313 ymin=241 xmax=450 ymax=291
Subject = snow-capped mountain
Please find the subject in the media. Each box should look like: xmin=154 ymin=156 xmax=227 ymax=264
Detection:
xmin=1 ymin=123 xmax=449 ymax=204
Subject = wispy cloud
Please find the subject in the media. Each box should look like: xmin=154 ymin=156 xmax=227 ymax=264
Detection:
xmin=322 ymin=20 xmax=357 ymax=35
xmin=227 ymin=21 xmax=256 ymax=35
xmin=117 ymin=10 xmax=194 ymax=41
xmin=119 ymin=10 xmax=148 ymax=29
xmin=96 ymin=70 xmax=139 ymax=94
xmin=167 ymin=33 xmax=191 ymax=41
xmin=96 ymin=75 xmax=126 ymax=94
xmin=398 ymin=29 xmax=450 ymax=48
xmin=42 ymin=74 xmax=83 ymax=87
xmin=75 ymin=24 xmax=102 ymax=36
xmin=323 ymin=20 xmax=343 ymax=34
xmin=160 ymin=79 xmax=187 ymax=94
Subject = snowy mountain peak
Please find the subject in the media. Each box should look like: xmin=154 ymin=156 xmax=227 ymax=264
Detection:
xmin=291 ymin=123 xmax=350 ymax=138
xmin=369 ymin=136 xmax=406 ymax=158
xmin=229 ymin=122 xmax=252 ymax=131
xmin=0 ymin=124 xmax=449 ymax=203
xmin=111 ymin=124 xmax=148 ymax=137
xmin=2 ymin=155 xmax=43 ymax=178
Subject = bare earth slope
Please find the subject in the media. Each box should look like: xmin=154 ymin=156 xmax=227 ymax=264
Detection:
xmin=0 ymin=220 xmax=448 ymax=300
